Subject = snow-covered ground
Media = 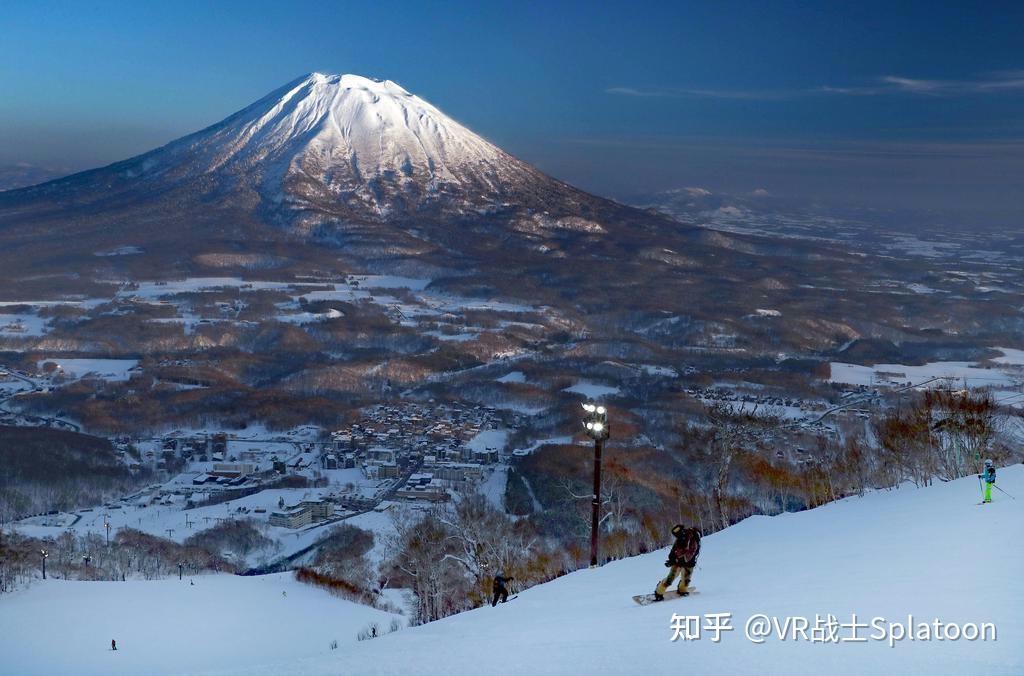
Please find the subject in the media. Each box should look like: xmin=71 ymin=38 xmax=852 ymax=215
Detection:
xmin=696 ymin=397 xmax=817 ymax=420
xmin=638 ymin=364 xmax=679 ymax=378
xmin=0 ymin=573 xmax=403 ymax=676
xmin=467 ymin=428 xmax=509 ymax=453
xmin=13 ymin=479 xmax=398 ymax=569
xmin=479 ymin=465 xmax=508 ymax=511
xmin=4 ymin=469 xmax=1021 ymax=675
xmin=992 ymin=347 xmax=1024 ymax=366
xmin=510 ymin=435 xmax=575 ymax=456
xmin=0 ymin=311 xmax=50 ymax=337
xmin=562 ymin=380 xmax=620 ymax=399
xmin=829 ymin=360 xmax=1014 ymax=388
xmin=37 ymin=358 xmax=139 ymax=381
xmin=223 ymin=466 xmax=1018 ymax=675
xmin=991 ymin=390 xmax=1024 ymax=409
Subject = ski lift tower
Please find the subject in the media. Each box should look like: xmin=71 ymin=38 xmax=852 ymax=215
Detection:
xmin=581 ymin=402 xmax=610 ymax=568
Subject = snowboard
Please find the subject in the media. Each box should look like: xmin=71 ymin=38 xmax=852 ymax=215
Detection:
xmin=632 ymin=588 xmax=698 ymax=606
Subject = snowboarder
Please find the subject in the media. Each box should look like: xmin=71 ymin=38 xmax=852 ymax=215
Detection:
xmin=111 ymin=639 xmax=117 ymax=651
xmin=980 ymin=459 xmax=997 ymax=503
xmin=491 ymin=574 xmax=513 ymax=606
xmin=654 ymin=524 xmax=701 ymax=601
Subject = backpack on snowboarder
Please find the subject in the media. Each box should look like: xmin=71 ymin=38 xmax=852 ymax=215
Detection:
xmin=667 ymin=526 xmax=700 ymax=566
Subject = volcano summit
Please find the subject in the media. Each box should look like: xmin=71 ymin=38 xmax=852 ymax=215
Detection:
xmin=0 ymin=72 xmax=638 ymax=271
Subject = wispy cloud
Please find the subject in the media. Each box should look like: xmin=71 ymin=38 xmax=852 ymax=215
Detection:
xmin=604 ymin=86 xmax=790 ymax=100
xmin=608 ymin=71 xmax=1024 ymax=100
xmin=818 ymin=72 xmax=1024 ymax=96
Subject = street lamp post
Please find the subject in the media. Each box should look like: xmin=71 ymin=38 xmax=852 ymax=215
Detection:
xmin=581 ymin=402 xmax=610 ymax=568
xmin=104 ymin=518 xmax=111 ymax=547
xmin=178 ymin=561 xmax=184 ymax=581
xmin=40 ymin=549 xmax=48 ymax=580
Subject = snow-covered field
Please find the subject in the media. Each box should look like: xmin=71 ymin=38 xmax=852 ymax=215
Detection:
xmin=479 ymin=465 xmax=508 ymax=511
xmin=829 ymin=360 xmax=1014 ymax=388
xmin=562 ymin=380 xmax=620 ymax=399
xmin=638 ymin=364 xmax=678 ymax=377
xmin=467 ymin=428 xmax=509 ymax=453
xmin=0 ymin=311 xmax=50 ymax=337
xmin=4 ymin=469 xmax=1021 ymax=675
xmin=37 ymin=358 xmax=139 ymax=381
xmin=992 ymin=347 xmax=1024 ymax=366
xmin=0 ymin=573 xmax=402 ymax=676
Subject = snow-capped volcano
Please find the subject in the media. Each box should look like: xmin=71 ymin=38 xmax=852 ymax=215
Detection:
xmin=2 ymin=71 xmax=624 ymax=260
xmin=148 ymin=72 xmax=547 ymax=220
xmin=0 ymin=72 xmax=684 ymax=277
xmin=205 ymin=73 xmax=529 ymax=184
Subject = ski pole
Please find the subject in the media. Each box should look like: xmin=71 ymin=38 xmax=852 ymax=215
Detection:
xmin=993 ymin=484 xmax=1016 ymax=500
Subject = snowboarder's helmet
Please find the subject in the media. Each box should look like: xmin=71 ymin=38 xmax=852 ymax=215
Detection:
xmin=671 ymin=524 xmax=685 ymax=537
xmin=984 ymin=459 xmax=993 ymax=466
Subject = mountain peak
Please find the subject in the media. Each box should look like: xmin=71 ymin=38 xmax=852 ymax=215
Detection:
xmin=297 ymin=72 xmax=411 ymax=95
xmin=137 ymin=70 xmax=542 ymax=221
xmin=1 ymin=72 xmax=621 ymax=264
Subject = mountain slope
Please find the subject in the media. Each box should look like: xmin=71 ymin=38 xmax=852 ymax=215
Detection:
xmin=230 ymin=467 xmax=1023 ymax=675
xmin=84 ymin=72 xmax=563 ymax=226
xmin=0 ymin=72 xmax=640 ymax=268
xmin=161 ymin=73 xmax=549 ymax=215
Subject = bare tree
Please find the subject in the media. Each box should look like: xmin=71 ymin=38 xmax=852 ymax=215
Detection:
xmin=386 ymin=510 xmax=468 ymax=624
xmin=436 ymin=492 xmax=536 ymax=603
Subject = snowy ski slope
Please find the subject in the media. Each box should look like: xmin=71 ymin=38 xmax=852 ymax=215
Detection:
xmin=1 ymin=468 xmax=1020 ymax=675
xmin=227 ymin=466 xmax=1024 ymax=675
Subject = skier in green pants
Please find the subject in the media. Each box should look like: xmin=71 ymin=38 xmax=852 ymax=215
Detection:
xmin=980 ymin=459 xmax=997 ymax=503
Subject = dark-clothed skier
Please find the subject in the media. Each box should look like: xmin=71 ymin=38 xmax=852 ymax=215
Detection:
xmin=492 ymin=574 xmax=513 ymax=606
xmin=654 ymin=524 xmax=701 ymax=601
xmin=111 ymin=639 xmax=117 ymax=651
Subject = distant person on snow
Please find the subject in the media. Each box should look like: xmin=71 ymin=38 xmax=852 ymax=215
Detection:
xmin=654 ymin=524 xmax=701 ymax=601
xmin=111 ymin=639 xmax=117 ymax=651
xmin=981 ymin=459 xmax=997 ymax=503
xmin=492 ymin=574 xmax=513 ymax=606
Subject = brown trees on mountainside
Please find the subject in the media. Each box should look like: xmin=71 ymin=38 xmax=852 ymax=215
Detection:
xmin=877 ymin=389 xmax=1005 ymax=486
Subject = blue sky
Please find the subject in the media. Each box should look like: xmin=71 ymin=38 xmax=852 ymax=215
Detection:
xmin=2 ymin=0 xmax=1022 ymax=220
